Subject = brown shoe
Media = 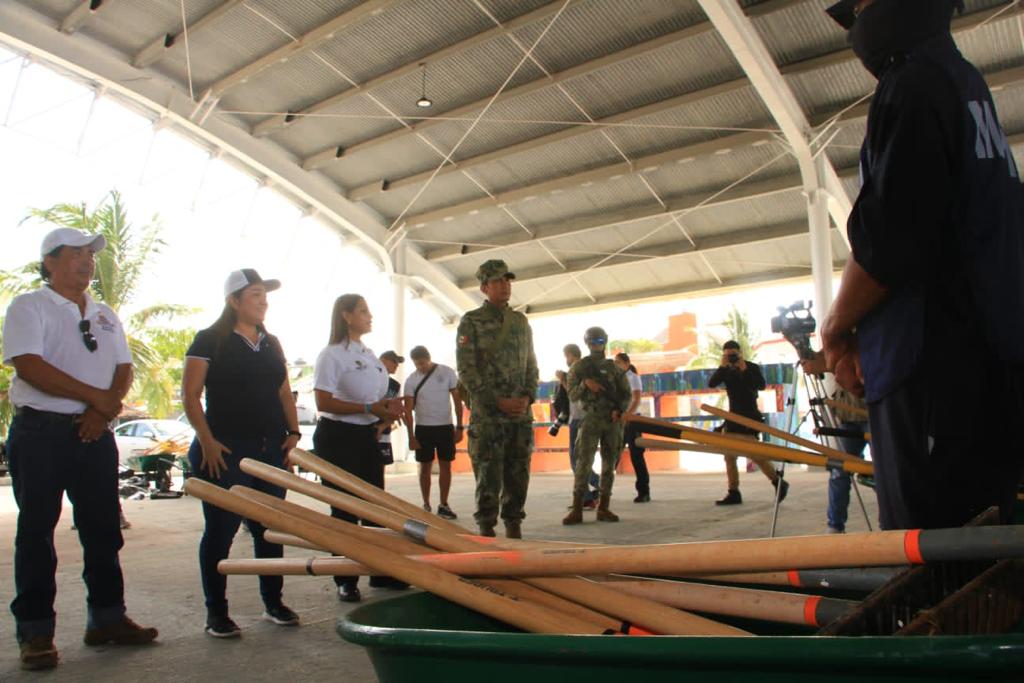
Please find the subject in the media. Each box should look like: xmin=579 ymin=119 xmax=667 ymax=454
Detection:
xmin=84 ymin=616 xmax=158 ymax=646
xmin=20 ymin=637 xmax=58 ymax=670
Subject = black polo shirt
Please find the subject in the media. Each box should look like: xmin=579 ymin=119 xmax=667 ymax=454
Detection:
xmin=849 ymin=33 xmax=1024 ymax=403
xmin=186 ymin=327 xmax=288 ymax=439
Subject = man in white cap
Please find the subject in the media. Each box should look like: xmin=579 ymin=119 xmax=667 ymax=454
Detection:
xmin=2 ymin=228 xmax=157 ymax=671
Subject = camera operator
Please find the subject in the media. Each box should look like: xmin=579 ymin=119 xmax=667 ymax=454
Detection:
xmin=801 ymin=352 xmax=869 ymax=534
xmin=821 ymin=0 xmax=1024 ymax=529
xmin=708 ymin=341 xmax=788 ymax=506
xmin=554 ymin=344 xmax=598 ymax=510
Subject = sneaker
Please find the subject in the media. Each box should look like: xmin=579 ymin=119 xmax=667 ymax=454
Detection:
xmin=633 ymin=493 xmax=651 ymax=503
xmin=582 ymin=498 xmax=597 ymax=510
xmin=337 ymin=583 xmax=362 ymax=603
xmin=715 ymin=489 xmax=743 ymax=506
xmin=205 ymin=614 xmax=241 ymax=638
xmin=437 ymin=504 xmax=457 ymax=520
xmin=774 ymin=478 xmax=790 ymax=503
xmin=84 ymin=616 xmax=158 ymax=646
xmin=263 ymin=604 xmax=300 ymax=626
xmin=422 ymin=502 xmax=432 ymax=513
xmin=19 ymin=637 xmax=58 ymax=671
xmin=826 ymin=526 xmax=844 ymax=534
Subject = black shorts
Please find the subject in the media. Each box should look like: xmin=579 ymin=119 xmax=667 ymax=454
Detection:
xmin=414 ymin=425 xmax=456 ymax=463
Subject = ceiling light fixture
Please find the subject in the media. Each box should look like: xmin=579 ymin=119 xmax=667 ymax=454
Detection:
xmin=416 ymin=63 xmax=433 ymax=108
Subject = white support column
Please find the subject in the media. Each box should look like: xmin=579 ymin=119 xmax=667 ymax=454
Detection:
xmin=808 ymin=155 xmax=834 ymax=316
xmin=392 ymin=243 xmax=408 ymax=463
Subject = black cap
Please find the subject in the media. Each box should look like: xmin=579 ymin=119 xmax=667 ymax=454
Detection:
xmin=826 ymin=0 xmax=964 ymax=30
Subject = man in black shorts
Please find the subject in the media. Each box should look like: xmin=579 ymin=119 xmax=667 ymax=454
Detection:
xmin=403 ymin=346 xmax=464 ymax=519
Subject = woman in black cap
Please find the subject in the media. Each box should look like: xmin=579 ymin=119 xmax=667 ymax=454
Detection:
xmin=182 ymin=269 xmax=302 ymax=638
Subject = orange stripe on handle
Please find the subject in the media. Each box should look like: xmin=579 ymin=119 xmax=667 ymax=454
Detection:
xmin=903 ymin=529 xmax=925 ymax=564
xmin=787 ymin=569 xmax=801 ymax=587
xmin=803 ymin=596 xmax=822 ymax=626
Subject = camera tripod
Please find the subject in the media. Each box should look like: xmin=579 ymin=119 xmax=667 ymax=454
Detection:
xmin=767 ymin=362 xmax=872 ymax=537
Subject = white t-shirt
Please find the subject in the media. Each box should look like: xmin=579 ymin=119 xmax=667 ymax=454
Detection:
xmin=626 ymin=369 xmax=651 ymax=416
xmin=2 ymin=287 xmax=132 ymax=413
xmin=403 ymin=363 xmax=458 ymax=426
xmin=313 ymin=340 xmax=389 ymax=425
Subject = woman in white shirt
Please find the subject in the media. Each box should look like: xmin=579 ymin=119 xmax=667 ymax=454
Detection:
xmin=312 ymin=294 xmax=403 ymax=603
xmin=615 ymin=353 xmax=650 ymax=503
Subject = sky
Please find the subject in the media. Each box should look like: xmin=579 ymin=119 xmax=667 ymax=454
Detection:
xmin=0 ymin=45 xmax=838 ymax=388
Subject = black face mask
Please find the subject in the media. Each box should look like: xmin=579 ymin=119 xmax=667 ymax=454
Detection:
xmin=849 ymin=0 xmax=955 ymax=78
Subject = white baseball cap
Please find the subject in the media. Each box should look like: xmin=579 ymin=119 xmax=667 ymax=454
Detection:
xmin=40 ymin=228 xmax=107 ymax=257
xmin=224 ymin=269 xmax=281 ymax=298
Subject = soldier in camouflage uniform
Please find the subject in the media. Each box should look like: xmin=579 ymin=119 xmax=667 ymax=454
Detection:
xmin=563 ymin=326 xmax=631 ymax=525
xmin=456 ymin=260 xmax=538 ymax=539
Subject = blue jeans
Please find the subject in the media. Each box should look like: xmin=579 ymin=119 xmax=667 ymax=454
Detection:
xmin=8 ymin=409 xmax=125 ymax=643
xmin=827 ymin=420 xmax=868 ymax=532
xmin=188 ymin=436 xmax=287 ymax=617
xmin=568 ymin=419 xmax=599 ymax=502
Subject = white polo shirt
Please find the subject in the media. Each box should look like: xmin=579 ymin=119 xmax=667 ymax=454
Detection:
xmin=403 ymin=363 xmax=458 ymax=426
xmin=626 ymin=369 xmax=651 ymax=416
xmin=2 ymin=287 xmax=132 ymax=414
xmin=313 ymin=340 xmax=389 ymax=425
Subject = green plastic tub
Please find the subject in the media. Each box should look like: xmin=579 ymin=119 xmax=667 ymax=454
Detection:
xmin=338 ymin=591 xmax=1024 ymax=683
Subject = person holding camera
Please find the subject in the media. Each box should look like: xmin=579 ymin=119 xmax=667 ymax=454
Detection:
xmin=821 ymin=0 xmax=1024 ymax=529
xmin=563 ymin=327 xmax=631 ymax=525
xmin=403 ymin=345 xmax=463 ymax=520
xmin=708 ymin=341 xmax=788 ymax=506
xmin=553 ymin=344 xmax=599 ymax=509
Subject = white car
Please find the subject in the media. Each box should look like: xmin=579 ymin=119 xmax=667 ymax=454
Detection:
xmin=114 ymin=419 xmax=195 ymax=465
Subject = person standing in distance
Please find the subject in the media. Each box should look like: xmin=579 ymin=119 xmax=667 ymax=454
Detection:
xmin=456 ymin=260 xmax=538 ymax=539
xmin=821 ymin=0 xmax=1024 ymax=529
xmin=403 ymin=345 xmax=464 ymax=519
xmin=563 ymin=327 xmax=631 ymax=525
xmin=3 ymin=228 xmax=157 ymax=671
xmin=708 ymin=341 xmax=788 ymax=505
xmin=615 ymin=352 xmax=651 ymax=503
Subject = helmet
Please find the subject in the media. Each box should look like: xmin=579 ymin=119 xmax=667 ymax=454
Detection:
xmin=584 ymin=326 xmax=608 ymax=346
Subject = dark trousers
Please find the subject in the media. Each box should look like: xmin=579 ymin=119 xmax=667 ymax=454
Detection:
xmin=624 ymin=423 xmax=649 ymax=497
xmin=188 ymin=436 xmax=286 ymax=617
xmin=312 ymin=418 xmax=383 ymax=588
xmin=870 ymin=373 xmax=1023 ymax=530
xmin=8 ymin=409 xmax=125 ymax=642
xmin=568 ymin=419 xmax=599 ymax=502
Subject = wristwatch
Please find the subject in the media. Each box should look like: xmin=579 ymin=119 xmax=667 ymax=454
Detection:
xmin=287 ymin=430 xmax=301 ymax=438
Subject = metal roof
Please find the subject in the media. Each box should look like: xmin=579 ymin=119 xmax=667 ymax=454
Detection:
xmin=3 ymin=0 xmax=1023 ymax=316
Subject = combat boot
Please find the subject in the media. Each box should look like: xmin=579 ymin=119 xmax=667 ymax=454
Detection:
xmin=562 ymin=494 xmax=584 ymax=525
xmin=596 ymin=494 xmax=619 ymax=522
xmin=505 ymin=520 xmax=522 ymax=539
xmin=478 ymin=523 xmax=496 ymax=538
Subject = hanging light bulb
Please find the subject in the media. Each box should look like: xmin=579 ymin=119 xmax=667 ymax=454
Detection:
xmin=416 ymin=63 xmax=433 ymax=108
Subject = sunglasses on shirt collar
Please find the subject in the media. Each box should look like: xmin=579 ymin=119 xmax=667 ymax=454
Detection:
xmin=80 ymin=319 xmax=98 ymax=352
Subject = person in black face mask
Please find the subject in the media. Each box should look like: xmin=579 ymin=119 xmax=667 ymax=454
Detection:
xmin=821 ymin=0 xmax=1024 ymax=530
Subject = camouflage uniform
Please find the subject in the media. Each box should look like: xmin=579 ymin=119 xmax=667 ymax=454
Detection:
xmin=456 ymin=261 xmax=538 ymax=532
xmin=567 ymin=352 xmax=631 ymax=498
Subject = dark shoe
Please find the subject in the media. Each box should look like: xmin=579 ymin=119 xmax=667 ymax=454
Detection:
xmin=478 ymin=524 xmax=496 ymax=538
xmin=263 ymin=604 xmax=300 ymax=626
xmin=633 ymin=493 xmax=651 ymax=503
xmin=715 ymin=489 xmax=742 ymax=506
xmin=563 ymin=494 xmax=584 ymax=525
xmin=505 ymin=521 xmax=522 ymax=539
xmin=774 ymin=478 xmax=789 ymax=503
xmin=205 ymin=614 xmax=241 ymax=638
xmin=369 ymin=576 xmax=410 ymax=590
xmin=596 ymin=494 xmax=619 ymax=522
xmin=19 ymin=637 xmax=58 ymax=670
xmin=84 ymin=616 xmax=158 ymax=646
xmin=337 ymin=584 xmax=362 ymax=603
xmin=437 ymin=504 xmax=457 ymax=520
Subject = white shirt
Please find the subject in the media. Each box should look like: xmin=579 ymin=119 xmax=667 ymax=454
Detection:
xmin=626 ymin=369 xmax=650 ymax=416
xmin=569 ymin=397 xmax=584 ymax=422
xmin=2 ymin=287 xmax=131 ymax=413
xmin=313 ymin=340 xmax=389 ymax=425
xmin=403 ymin=363 xmax=458 ymax=426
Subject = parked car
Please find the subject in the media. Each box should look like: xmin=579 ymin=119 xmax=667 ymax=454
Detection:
xmin=114 ymin=419 xmax=195 ymax=466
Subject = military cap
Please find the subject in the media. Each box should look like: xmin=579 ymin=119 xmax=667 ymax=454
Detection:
xmin=475 ymin=259 xmax=516 ymax=283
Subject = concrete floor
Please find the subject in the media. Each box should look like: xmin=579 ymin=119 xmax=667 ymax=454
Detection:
xmin=0 ymin=465 xmax=878 ymax=681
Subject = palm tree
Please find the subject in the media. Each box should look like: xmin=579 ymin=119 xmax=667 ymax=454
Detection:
xmin=0 ymin=191 xmax=192 ymax=432
xmin=687 ymin=305 xmax=759 ymax=369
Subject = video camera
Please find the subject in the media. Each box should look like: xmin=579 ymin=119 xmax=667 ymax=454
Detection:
xmin=770 ymin=301 xmax=817 ymax=360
